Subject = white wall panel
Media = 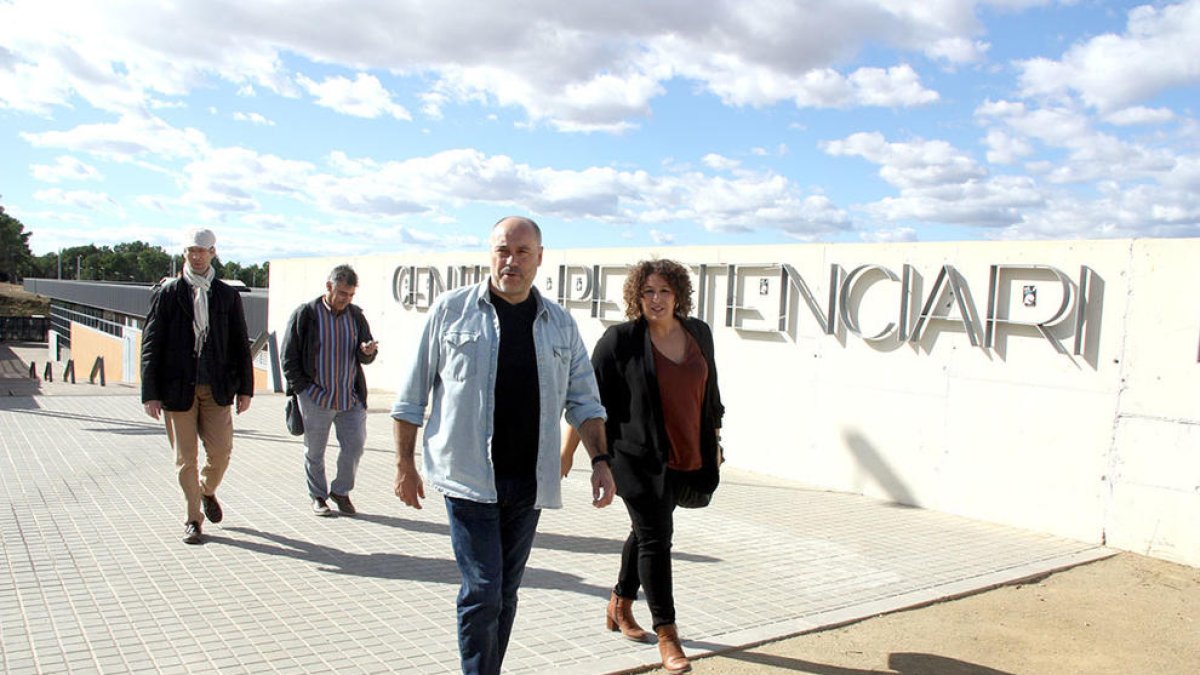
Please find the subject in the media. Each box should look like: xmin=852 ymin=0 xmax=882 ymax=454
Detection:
xmin=268 ymin=237 xmax=1200 ymax=566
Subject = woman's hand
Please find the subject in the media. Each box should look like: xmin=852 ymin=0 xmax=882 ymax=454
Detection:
xmin=560 ymin=424 xmax=582 ymax=477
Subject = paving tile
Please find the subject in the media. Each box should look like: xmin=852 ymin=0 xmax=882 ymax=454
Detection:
xmin=0 ymin=389 xmax=1110 ymax=673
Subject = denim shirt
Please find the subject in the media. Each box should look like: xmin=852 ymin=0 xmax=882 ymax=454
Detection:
xmin=391 ymin=281 xmax=606 ymax=509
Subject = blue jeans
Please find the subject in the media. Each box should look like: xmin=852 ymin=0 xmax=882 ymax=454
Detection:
xmin=445 ymin=476 xmax=541 ymax=675
xmin=296 ymin=391 xmax=367 ymax=499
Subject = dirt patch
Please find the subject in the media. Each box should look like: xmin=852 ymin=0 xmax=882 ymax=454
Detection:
xmin=0 ymin=282 xmax=50 ymax=317
xmin=668 ymin=552 xmax=1199 ymax=675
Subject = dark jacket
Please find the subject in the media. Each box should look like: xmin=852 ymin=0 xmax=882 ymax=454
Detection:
xmin=281 ymin=297 xmax=376 ymax=406
xmin=592 ymin=317 xmax=725 ymax=501
xmin=140 ymin=276 xmax=254 ymax=411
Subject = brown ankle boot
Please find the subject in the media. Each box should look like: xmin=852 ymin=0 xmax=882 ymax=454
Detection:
xmin=605 ymin=591 xmax=653 ymax=642
xmin=655 ymin=623 xmax=691 ymax=674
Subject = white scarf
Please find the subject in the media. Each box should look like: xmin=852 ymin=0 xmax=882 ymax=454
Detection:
xmin=183 ymin=265 xmax=215 ymax=355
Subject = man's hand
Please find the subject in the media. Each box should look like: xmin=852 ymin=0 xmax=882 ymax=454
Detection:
xmin=360 ymin=340 xmax=379 ymax=357
xmin=236 ymin=394 xmax=251 ymax=414
xmin=591 ymin=462 xmax=615 ymax=508
xmin=144 ymin=400 xmax=162 ymax=420
xmin=394 ymin=462 xmax=425 ymax=509
xmin=574 ymin=417 xmax=613 ymax=506
xmin=393 ymin=419 xmax=424 ymax=508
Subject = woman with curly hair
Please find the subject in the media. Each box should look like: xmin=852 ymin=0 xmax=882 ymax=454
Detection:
xmin=562 ymin=258 xmax=724 ymax=674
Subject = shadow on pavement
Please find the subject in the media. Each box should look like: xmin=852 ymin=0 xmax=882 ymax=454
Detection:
xmin=2 ymin=406 xmax=291 ymax=441
xmin=215 ymin=526 xmax=610 ymax=597
xmin=354 ymin=511 xmax=721 ymax=562
xmin=701 ymin=648 xmax=1014 ymax=674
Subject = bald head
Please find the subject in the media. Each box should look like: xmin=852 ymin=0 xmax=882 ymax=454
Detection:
xmin=491 ymin=216 xmax=542 ymax=244
xmin=489 ymin=216 xmax=544 ymax=304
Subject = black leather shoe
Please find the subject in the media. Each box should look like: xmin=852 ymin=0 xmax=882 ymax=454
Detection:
xmin=329 ymin=492 xmax=356 ymax=516
xmin=202 ymin=494 xmax=223 ymax=523
xmin=312 ymin=498 xmax=334 ymax=517
xmin=183 ymin=521 xmax=202 ymax=545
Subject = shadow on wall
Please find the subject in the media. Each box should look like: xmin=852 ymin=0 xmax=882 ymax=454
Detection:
xmin=843 ymin=429 xmax=917 ymax=507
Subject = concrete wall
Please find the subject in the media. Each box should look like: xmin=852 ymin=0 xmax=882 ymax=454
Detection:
xmin=57 ymin=324 xmax=270 ymax=391
xmin=69 ymin=322 xmax=125 ymax=384
xmin=268 ymin=238 xmax=1200 ymax=567
xmin=1105 ymin=241 xmax=1200 ymax=564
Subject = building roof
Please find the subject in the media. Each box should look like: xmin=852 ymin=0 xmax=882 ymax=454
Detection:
xmin=22 ymin=278 xmax=269 ymax=338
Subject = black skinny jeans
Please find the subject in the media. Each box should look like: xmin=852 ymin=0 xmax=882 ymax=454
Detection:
xmin=613 ymin=469 xmax=688 ymax=628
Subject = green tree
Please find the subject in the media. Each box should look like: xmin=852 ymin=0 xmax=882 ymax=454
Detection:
xmin=9 ymin=224 xmax=269 ymax=287
xmin=0 ymin=204 xmax=34 ymax=282
xmin=29 ymin=251 xmax=59 ymax=278
xmin=114 ymin=241 xmax=173 ymax=282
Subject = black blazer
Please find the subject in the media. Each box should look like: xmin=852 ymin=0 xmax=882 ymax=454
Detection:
xmin=592 ymin=317 xmax=725 ymax=501
xmin=281 ymin=297 xmax=376 ymax=406
xmin=140 ymin=276 xmax=254 ymax=411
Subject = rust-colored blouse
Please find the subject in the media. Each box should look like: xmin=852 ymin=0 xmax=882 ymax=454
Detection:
xmin=652 ymin=334 xmax=708 ymax=471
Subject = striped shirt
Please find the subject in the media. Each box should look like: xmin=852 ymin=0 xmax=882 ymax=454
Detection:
xmin=305 ymin=299 xmax=359 ymax=411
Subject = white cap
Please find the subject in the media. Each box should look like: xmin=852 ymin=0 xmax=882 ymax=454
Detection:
xmin=184 ymin=228 xmax=217 ymax=250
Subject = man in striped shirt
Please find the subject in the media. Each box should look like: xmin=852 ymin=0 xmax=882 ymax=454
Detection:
xmin=282 ymin=264 xmax=379 ymax=516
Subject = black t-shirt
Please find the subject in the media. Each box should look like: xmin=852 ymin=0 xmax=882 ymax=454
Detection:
xmin=490 ymin=290 xmax=541 ymax=479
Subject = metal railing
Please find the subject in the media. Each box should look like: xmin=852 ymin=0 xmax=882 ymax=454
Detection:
xmin=0 ymin=316 xmax=49 ymax=342
xmin=50 ymin=306 xmax=127 ymax=339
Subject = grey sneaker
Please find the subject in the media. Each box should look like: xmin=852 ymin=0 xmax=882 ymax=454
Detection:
xmin=312 ymin=498 xmax=334 ymax=517
xmin=183 ymin=521 xmax=202 ymax=545
xmin=329 ymin=492 xmax=356 ymax=516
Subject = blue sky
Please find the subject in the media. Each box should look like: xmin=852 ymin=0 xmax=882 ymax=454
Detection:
xmin=2 ymin=0 xmax=1198 ymax=264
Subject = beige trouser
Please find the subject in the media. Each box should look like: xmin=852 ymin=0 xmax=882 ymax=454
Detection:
xmin=164 ymin=385 xmax=233 ymax=524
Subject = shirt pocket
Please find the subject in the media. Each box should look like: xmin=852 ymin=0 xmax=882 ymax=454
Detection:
xmin=551 ymin=345 xmax=572 ymax=394
xmin=441 ymin=331 xmax=480 ymax=382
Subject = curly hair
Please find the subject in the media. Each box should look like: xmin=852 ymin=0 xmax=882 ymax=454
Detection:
xmin=622 ymin=258 xmax=693 ymax=320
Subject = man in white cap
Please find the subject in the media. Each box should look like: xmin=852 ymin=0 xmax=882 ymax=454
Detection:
xmin=141 ymin=228 xmax=254 ymax=545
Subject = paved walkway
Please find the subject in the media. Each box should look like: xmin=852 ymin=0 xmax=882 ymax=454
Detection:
xmin=0 ymin=343 xmax=1111 ymax=674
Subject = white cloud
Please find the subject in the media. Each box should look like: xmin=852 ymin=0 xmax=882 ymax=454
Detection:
xmin=0 ymin=0 xmax=972 ymax=130
xmin=863 ymin=175 xmax=1044 ymax=228
xmin=976 ymin=100 xmax=1178 ymax=184
xmin=848 ymin=65 xmax=939 ymax=107
xmin=995 ymin=183 xmax=1200 ymax=240
xmin=702 ymin=153 xmax=740 ymax=171
xmin=823 ymin=132 xmax=986 ymax=189
xmin=30 ymin=156 xmax=103 ymax=183
xmin=1016 ymin=0 xmax=1200 ymax=112
xmin=859 ymin=226 xmax=918 ymax=243
xmin=33 ymin=188 xmax=124 ymax=215
xmin=0 ymin=1 xmax=292 ymax=114
xmin=925 ymin=38 xmax=989 ymax=64
xmin=20 ymin=114 xmax=209 ymax=161
xmin=823 ymin=131 xmax=1044 ymax=228
xmin=687 ymin=60 xmax=938 ymax=109
xmin=240 ymin=214 xmax=295 ymax=231
xmin=649 ymin=229 xmax=675 ymax=244
xmin=303 ymin=148 xmax=851 ymax=239
xmin=982 ymin=130 xmax=1033 ymax=165
xmin=5 ymin=1 xmax=1195 ymax=247
xmin=133 ymin=195 xmax=173 ymax=212
xmin=1103 ymin=106 xmax=1175 ymax=126
xmin=297 ymin=73 xmax=412 ymax=120
xmin=180 ymin=147 xmax=315 ymax=217
xmin=233 ymin=111 xmax=275 ymax=126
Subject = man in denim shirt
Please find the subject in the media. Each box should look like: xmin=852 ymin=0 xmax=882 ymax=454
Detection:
xmin=392 ymin=216 xmax=614 ymax=675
